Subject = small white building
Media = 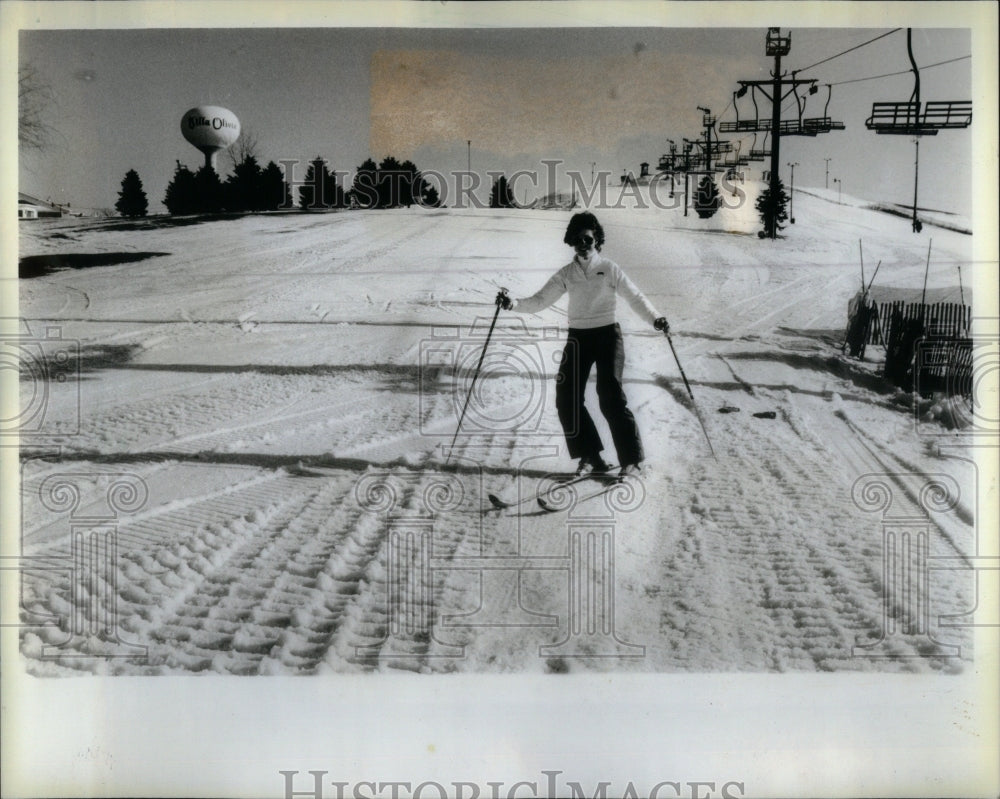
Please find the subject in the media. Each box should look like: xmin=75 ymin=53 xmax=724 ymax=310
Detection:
xmin=18 ymin=192 xmax=64 ymax=220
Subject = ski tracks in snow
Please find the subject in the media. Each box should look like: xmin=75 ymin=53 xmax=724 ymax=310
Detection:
xmin=17 ymin=207 xmax=979 ymax=675
xmin=642 ymin=369 xmax=973 ymax=672
xmin=21 ymin=464 xmax=485 ymax=675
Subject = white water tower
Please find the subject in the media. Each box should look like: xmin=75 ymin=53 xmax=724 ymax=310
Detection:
xmin=180 ymin=106 xmax=240 ymax=171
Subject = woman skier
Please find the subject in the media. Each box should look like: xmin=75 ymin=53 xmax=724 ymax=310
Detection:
xmin=497 ymin=212 xmax=668 ymax=480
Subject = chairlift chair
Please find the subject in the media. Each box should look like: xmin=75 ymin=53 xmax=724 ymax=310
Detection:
xmin=803 ymin=85 xmax=846 ymax=134
xmin=719 ymin=86 xmax=770 ymax=133
xmin=865 ymin=29 xmax=972 ymax=135
xmin=749 ymin=131 xmax=771 ymax=161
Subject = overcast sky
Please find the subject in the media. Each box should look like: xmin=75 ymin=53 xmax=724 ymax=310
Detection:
xmin=17 ymin=20 xmax=976 ymax=216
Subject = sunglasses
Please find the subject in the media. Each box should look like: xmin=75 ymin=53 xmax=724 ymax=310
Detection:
xmin=577 ymin=234 xmax=596 ymax=246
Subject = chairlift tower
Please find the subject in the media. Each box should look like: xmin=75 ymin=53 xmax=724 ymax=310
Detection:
xmin=657 ymin=140 xmax=678 ymax=174
xmin=865 ymin=28 xmax=972 ymax=233
xmin=659 ymin=126 xmax=733 ymax=213
xmin=692 ymin=106 xmax=734 ymax=175
xmin=720 ymin=28 xmax=846 ymax=238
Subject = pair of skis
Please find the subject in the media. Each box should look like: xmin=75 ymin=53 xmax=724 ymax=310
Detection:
xmin=487 ymin=468 xmax=623 ymax=512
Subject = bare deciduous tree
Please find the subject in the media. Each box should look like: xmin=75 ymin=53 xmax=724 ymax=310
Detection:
xmin=226 ymin=125 xmax=260 ymax=172
xmin=19 ymin=63 xmax=57 ymax=151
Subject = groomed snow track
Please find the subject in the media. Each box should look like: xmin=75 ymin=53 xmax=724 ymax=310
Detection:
xmin=17 ymin=201 xmax=978 ymax=674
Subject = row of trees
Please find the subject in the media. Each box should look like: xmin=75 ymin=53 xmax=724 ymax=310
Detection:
xmin=116 ymin=154 xmax=448 ymax=218
xmin=163 ymin=157 xmax=292 ymax=215
xmin=116 ymin=155 xmax=789 ymax=233
xmin=300 ymin=156 xmax=442 ymax=210
xmin=115 ymin=157 xmax=292 ymax=218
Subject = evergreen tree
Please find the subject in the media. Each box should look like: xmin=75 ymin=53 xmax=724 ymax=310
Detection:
xmin=226 ymin=154 xmax=264 ymax=212
xmin=163 ymin=161 xmax=198 ymax=215
xmin=490 ymin=175 xmax=516 ymax=209
xmin=352 ymin=158 xmax=379 ymax=209
xmin=193 ymin=165 xmax=225 ymax=213
xmin=755 ymin=178 xmax=789 ymax=238
xmin=298 ymin=157 xmax=345 ymax=210
xmin=399 ymin=160 xmax=420 ymax=207
xmin=377 ymin=156 xmax=404 ymax=208
xmin=326 ymin=164 xmax=346 ymax=209
xmin=694 ymin=174 xmax=720 ymax=219
xmin=349 ymin=155 xmax=439 ymax=209
xmin=261 ymin=161 xmax=293 ymax=210
xmin=115 ymin=169 xmax=148 ymax=217
xmin=420 ymin=180 xmax=442 ymax=208
xmin=299 ymin=157 xmax=325 ymax=209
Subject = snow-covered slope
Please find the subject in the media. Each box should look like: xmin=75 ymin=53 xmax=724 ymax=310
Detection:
xmin=16 ymin=188 xmax=980 ymax=675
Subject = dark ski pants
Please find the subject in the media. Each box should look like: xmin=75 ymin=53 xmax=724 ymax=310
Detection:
xmin=556 ymin=323 xmax=644 ymax=466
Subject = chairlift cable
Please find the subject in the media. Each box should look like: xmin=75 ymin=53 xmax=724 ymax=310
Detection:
xmin=795 ymin=28 xmax=902 ymax=74
xmin=828 ymin=54 xmax=971 ymax=87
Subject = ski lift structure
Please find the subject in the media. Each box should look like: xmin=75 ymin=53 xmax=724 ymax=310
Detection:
xmin=721 ymin=139 xmax=750 ymax=170
xmin=716 ymin=28 xmax=847 ymax=238
xmin=655 ymin=130 xmax=729 ymax=217
xmin=720 ymin=80 xmax=846 ymax=139
xmin=658 ymin=139 xmax=701 ymax=174
xmin=660 ymin=107 xmax=736 ymax=176
xmin=692 ymin=107 xmax=735 ymax=173
xmin=864 ymin=28 xmax=972 ymax=233
xmin=657 ymin=105 xmax=748 ymax=214
xmin=656 ymin=141 xmax=678 ymax=174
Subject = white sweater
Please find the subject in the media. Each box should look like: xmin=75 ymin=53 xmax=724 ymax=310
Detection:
xmin=514 ymin=254 xmax=660 ymax=329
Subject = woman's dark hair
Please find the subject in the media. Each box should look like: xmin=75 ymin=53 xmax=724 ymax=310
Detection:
xmin=563 ymin=212 xmax=605 ymax=251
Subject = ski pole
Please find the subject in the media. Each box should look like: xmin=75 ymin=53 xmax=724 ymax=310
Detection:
xmin=663 ymin=327 xmax=717 ymax=460
xmin=866 ymin=260 xmax=882 ymax=293
xmin=859 ymin=239 xmax=865 ymax=291
xmin=445 ymin=289 xmax=508 ymax=465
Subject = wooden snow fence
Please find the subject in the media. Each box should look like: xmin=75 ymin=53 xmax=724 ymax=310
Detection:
xmin=844 ymin=299 xmax=972 ymax=397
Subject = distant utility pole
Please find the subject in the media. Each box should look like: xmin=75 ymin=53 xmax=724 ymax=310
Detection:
xmin=834 ymin=177 xmax=841 ymax=205
xmin=824 ymin=157 xmax=831 ymax=189
xmin=788 ymin=162 xmax=798 ymax=223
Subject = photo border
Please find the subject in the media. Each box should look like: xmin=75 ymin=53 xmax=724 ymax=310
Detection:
xmin=2 ymin=2 xmax=997 ymax=797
